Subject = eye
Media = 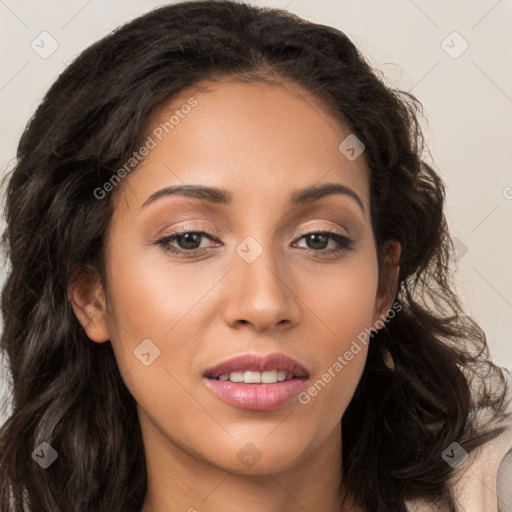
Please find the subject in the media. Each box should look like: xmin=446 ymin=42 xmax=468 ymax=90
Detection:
xmin=155 ymin=227 xmax=355 ymax=259
xmin=293 ymin=231 xmax=355 ymax=256
xmin=155 ymin=227 xmax=219 ymax=258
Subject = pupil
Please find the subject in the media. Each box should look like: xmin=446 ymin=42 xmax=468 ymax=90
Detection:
xmin=308 ymin=233 xmax=327 ymax=250
xmin=179 ymin=233 xmax=201 ymax=249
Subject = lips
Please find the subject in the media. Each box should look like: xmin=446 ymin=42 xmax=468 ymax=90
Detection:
xmin=203 ymin=353 xmax=310 ymax=411
xmin=204 ymin=353 xmax=310 ymax=380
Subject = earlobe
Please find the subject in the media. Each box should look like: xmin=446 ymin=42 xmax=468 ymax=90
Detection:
xmin=67 ymin=267 xmax=110 ymax=343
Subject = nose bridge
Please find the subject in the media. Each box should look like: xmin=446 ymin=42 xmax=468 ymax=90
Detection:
xmin=223 ymin=234 xmax=297 ymax=330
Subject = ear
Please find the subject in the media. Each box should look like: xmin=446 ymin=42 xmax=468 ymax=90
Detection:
xmin=373 ymin=239 xmax=401 ymax=323
xmin=67 ymin=265 xmax=110 ymax=343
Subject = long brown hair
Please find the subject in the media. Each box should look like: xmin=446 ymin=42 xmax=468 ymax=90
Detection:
xmin=1 ymin=1 xmax=509 ymax=510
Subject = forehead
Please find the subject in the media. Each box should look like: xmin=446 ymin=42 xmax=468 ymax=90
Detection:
xmin=114 ymin=78 xmax=370 ymax=216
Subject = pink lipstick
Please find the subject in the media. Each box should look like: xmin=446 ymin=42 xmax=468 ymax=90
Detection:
xmin=203 ymin=353 xmax=309 ymax=411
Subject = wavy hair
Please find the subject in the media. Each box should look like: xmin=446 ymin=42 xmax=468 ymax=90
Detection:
xmin=0 ymin=1 xmax=509 ymax=511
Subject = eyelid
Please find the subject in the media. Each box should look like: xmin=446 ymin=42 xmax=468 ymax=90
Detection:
xmin=158 ymin=222 xmax=221 ymax=239
xmin=294 ymin=222 xmax=349 ymax=239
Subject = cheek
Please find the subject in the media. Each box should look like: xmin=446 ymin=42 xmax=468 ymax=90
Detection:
xmin=295 ymin=252 xmax=378 ymax=417
xmin=297 ymin=306 xmax=371 ymax=430
xmin=304 ymin=247 xmax=379 ymax=346
xmin=105 ymin=237 xmax=220 ymax=336
xmin=103 ymin=248 xmax=211 ymax=440
xmin=102 ymin=238 xmax=218 ymax=390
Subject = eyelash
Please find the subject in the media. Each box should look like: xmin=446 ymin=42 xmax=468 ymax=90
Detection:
xmin=155 ymin=225 xmax=355 ymax=259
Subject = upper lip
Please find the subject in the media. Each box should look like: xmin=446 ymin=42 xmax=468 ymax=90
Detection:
xmin=204 ymin=352 xmax=310 ymax=379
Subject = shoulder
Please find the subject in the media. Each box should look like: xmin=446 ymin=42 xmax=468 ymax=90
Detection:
xmin=497 ymin=445 xmax=512 ymax=510
xmin=406 ymin=382 xmax=512 ymax=512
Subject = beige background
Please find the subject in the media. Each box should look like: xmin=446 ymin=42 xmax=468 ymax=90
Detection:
xmin=1 ymin=0 xmax=511 ymax=425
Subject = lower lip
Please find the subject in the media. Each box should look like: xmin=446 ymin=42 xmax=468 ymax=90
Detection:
xmin=205 ymin=377 xmax=308 ymax=411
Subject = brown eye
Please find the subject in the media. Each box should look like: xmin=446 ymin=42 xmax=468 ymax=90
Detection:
xmin=294 ymin=231 xmax=355 ymax=255
xmin=156 ymin=229 xmax=219 ymax=258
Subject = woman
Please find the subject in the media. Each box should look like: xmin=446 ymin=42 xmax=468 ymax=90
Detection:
xmin=0 ymin=1 xmax=510 ymax=511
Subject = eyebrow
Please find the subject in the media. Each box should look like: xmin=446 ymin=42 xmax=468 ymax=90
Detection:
xmin=140 ymin=182 xmax=366 ymax=216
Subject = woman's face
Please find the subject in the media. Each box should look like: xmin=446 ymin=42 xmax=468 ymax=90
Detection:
xmin=74 ymin=78 xmax=398 ymax=476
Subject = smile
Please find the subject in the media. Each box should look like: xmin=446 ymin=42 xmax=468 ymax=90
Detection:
xmin=203 ymin=352 xmax=310 ymax=411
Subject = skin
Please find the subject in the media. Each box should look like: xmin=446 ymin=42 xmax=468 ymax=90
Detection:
xmin=69 ymin=78 xmax=400 ymax=512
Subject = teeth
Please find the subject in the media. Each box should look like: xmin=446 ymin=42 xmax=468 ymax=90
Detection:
xmin=261 ymin=370 xmax=277 ymax=383
xmin=216 ymin=370 xmax=296 ymax=383
xmin=229 ymin=372 xmax=244 ymax=383
xmin=244 ymin=371 xmax=261 ymax=383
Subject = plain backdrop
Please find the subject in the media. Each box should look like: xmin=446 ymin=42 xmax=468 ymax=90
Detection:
xmin=0 ymin=0 xmax=511 ymax=426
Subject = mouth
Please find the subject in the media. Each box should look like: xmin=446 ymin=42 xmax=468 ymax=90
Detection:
xmin=204 ymin=352 xmax=309 ymax=381
xmin=213 ymin=369 xmax=299 ymax=384
xmin=203 ymin=352 xmax=310 ymax=411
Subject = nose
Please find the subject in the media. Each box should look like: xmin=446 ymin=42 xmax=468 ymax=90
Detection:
xmin=222 ymin=240 xmax=300 ymax=332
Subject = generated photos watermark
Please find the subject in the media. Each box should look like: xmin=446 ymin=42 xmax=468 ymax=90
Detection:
xmin=297 ymin=301 xmax=402 ymax=405
xmin=93 ymin=97 xmax=198 ymax=200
